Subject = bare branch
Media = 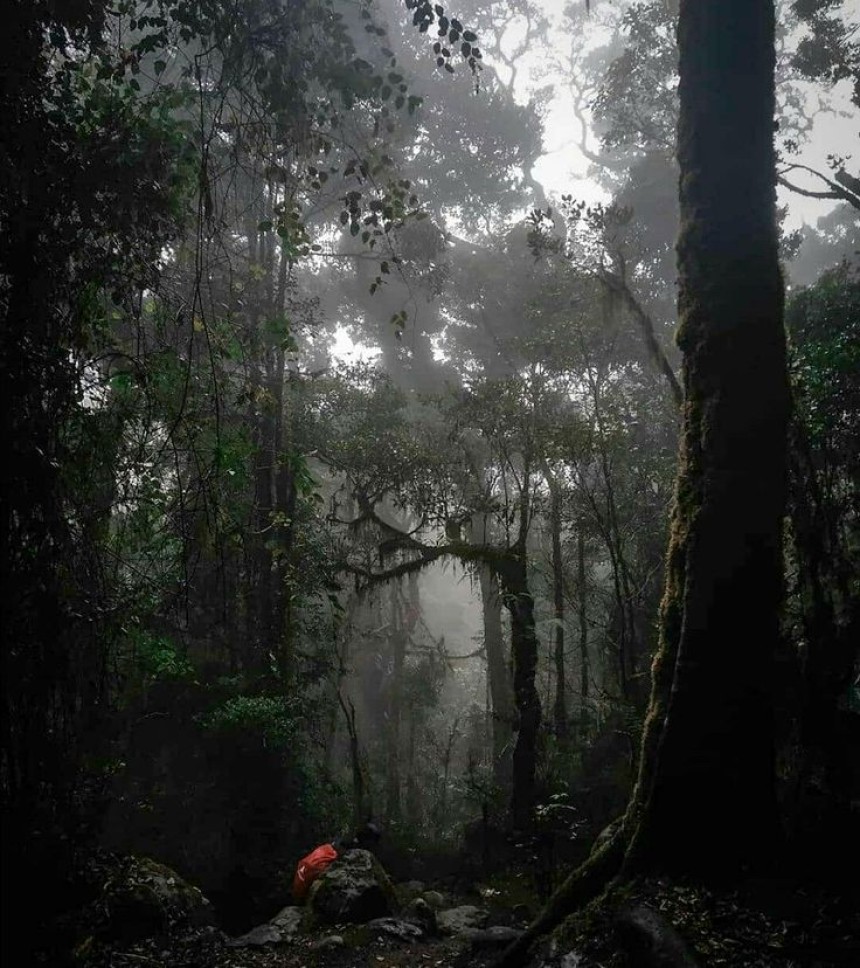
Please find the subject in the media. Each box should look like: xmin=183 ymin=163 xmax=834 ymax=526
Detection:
xmin=777 ymin=164 xmax=860 ymax=212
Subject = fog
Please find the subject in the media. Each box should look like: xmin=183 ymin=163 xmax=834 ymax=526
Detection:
xmin=4 ymin=0 xmax=858 ymax=959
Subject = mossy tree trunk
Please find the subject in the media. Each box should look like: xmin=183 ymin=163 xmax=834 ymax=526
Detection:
xmin=500 ymin=550 xmax=542 ymax=833
xmin=497 ymin=3 xmax=788 ymax=963
xmin=624 ymin=0 xmax=788 ymax=876
xmin=480 ymin=561 xmax=515 ymax=790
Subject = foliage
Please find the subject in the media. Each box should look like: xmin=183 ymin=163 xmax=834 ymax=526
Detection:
xmin=202 ymin=694 xmax=301 ymax=747
xmin=132 ymin=631 xmax=197 ymax=683
xmin=788 ymin=262 xmax=860 ymax=455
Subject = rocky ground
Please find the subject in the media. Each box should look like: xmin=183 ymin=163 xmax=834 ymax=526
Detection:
xmin=81 ymin=864 xmax=860 ymax=968
xmin=59 ymin=852 xmax=859 ymax=968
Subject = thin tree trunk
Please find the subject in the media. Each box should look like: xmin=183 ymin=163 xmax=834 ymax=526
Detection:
xmin=385 ymin=582 xmax=404 ymax=823
xmin=338 ymin=691 xmax=368 ymax=829
xmin=576 ymin=528 xmax=590 ymax=741
xmin=479 ymin=562 xmax=514 ymax=788
xmin=405 ymin=704 xmax=421 ymax=828
xmin=548 ymin=475 xmax=568 ymax=740
xmin=502 ymin=552 xmax=542 ymax=832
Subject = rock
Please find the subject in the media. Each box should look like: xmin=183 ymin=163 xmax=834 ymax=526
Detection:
xmin=614 ymin=904 xmax=701 ymax=968
xmin=367 ymin=917 xmax=425 ymax=941
xmin=560 ymin=952 xmax=587 ymax=968
xmin=437 ymin=905 xmax=488 ymax=935
xmin=270 ymin=905 xmax=306 ymax=939
xmin=99 ymin=856 xmax=215 ymax=942
xmin=406 ymin=897 xmax=438 ymax=934
xmin=309 ymin=848 xmax=398 ymax=925
xmin=225 ymin=902 xmax=308 ymax=948
xmin=315 ymin=934 xmax=345 ymax=950
xmin=463 ymin=925 xmax=524 ymax=948
xmin=421 ymin=890 xmax=446 ymax=909
xmin=400 ymin=879 xmax=426 ymax=896
xmin=226 ymin=923 xmax=283 ymax=948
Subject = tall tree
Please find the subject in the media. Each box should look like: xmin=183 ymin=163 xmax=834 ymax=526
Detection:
xmin=623 ymin=0 xmax=788 ymax=873
xmin=499 ymin=0 xmax=789 ymax=960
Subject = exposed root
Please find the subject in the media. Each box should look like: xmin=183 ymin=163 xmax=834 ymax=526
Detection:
xmin=492 ymin=828 xmax=627 ymax=968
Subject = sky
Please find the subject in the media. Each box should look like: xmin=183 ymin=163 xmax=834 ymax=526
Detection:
xmin=332 ymin=0 xmax=859 ymax=364
xmin=508 ymin=0 xmax=860 ymax=231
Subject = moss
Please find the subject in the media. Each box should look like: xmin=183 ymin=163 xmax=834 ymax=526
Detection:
xmin=96 ymin=855 xmax=213 ymax=943
xmin=308 ymin=849 xmax=399 ymax=924
xmin=552 ymin=878 xmax=634 ymax=955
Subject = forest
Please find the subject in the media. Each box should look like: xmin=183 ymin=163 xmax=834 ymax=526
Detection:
xmin=1 ymin=0 xmax=858 ymax=966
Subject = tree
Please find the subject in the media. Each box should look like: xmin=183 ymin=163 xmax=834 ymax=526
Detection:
xmin=784 ymin=264 xmax=860 ymax=873
xmin=623 ymin=0 xmax=788 ymax=872
xmin=498 ymin=0 xmax=789 ymax=960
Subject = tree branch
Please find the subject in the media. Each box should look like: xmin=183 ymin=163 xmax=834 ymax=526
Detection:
xmin=598 ymin=269 xmax=683 ymax=407
xmin=777 ymin=164 xmax=860 ymax=211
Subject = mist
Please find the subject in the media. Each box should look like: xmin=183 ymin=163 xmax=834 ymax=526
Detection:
xmin=2 ymin=1 xmax=858 ymax=965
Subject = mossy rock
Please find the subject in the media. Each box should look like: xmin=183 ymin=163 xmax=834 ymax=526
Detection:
xmin=99 ymin=856 xmax=214 ymax=942
xmin=309 ymin=849 xmax=399 ymax=925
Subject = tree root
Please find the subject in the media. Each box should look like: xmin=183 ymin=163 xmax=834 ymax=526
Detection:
xmin=493 ymin=827 xmax=627 ymax=968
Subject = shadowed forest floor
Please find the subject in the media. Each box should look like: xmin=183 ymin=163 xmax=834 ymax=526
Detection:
xmin=77 ymin=871 xmax=859 ymax=968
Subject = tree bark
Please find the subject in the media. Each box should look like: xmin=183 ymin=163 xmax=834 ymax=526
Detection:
xmin=495 ymin=3 xmax=787 ymax=965
xmin=625 ymin=0 xmax=787 ymax=876
xmin=478 ymin=548 xmax=515 ymax=789
xmin=547 ymin=470 xmax=568 ymax=740
xmin=501 ymin=552 xmax=542 ymax=831
xmin=576 ymin=528 xmax=590 ymax=740
xmin=385 ymin=581 xmax=404 ymax=823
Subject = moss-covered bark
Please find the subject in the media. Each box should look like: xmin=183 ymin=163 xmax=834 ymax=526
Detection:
xmin=625 ymin=0 xmax=788 ymax=876
xmin=500 ymin=552 xmax=542 ymax=832
xmin=496 ymin=1 xmax=788 ymax=963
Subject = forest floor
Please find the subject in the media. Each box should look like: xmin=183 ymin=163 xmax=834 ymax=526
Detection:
xmin=81 ymin=870 xmax=859 ymax=968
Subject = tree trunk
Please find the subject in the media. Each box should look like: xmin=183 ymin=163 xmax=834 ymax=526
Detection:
xmin=385 ymin=582 xmax=404 ymax=823
xmin=405 ymin=703 xmax=422 ymax=828
xmin=576 ymin=528 xmax=590 ymax=741
xmin=626 ymin=0 xmax=787 ymax=876
xmin=495 ymin=4 xmax=787 ymax=964
xmin=338 ymin=691 xmax=368 ymax=829
xmin=548 ymin=473 xmax=568 ymax=740
xmin=479 ymin=562 xmax=515 ymax=788
xmin=501 ymin=553 xmax=542 ymax=832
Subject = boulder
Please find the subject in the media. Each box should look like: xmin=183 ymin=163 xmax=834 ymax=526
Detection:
xmin=225 ymin=904 xmax=309 ymax=949
xmin=421 ymin=890 xmax=446 ymax=909
xmin=437 ymin=904 xmax=488 ymax=935
xmin=308 ymin=849 xmax=398 ymax=925
xmin=99 ymin=856 xmax=214 ymax=942
xmin=406 ymin=896 xmax=438 ymax=934
xmin=270 ymin=906 xmax=306 ymax=939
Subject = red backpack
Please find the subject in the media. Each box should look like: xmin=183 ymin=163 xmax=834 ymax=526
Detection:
xmin=292 ymin=843 xmax=339 ymax=902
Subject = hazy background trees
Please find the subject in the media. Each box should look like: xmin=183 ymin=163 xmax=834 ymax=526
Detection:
xmin=1 ymin=0 xmax=856 ymax=957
